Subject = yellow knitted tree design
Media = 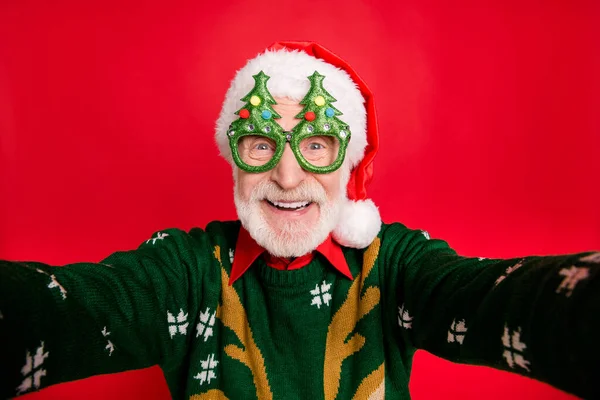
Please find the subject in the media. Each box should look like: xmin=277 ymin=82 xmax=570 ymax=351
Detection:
xmin=190 ymin=389 xmax=228 ymax=400
xmin=323 ymin=238 xmax=384 ymax=399
xmin=208 ymin=246 xmax=273 ymax=400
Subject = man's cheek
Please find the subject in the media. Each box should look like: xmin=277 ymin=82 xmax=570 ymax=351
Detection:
xmin=323 ymin=178 xmax=342 ymax=201
xmin=236 ymin=178 xmax=252 ymax=202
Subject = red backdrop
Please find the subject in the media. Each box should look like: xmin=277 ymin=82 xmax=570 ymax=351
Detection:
xmin=1 ymin=0 xmax=598 ymax=399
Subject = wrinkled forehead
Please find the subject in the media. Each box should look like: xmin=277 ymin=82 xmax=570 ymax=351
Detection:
xmin=271 ymin=96 xmax=303 ymax=115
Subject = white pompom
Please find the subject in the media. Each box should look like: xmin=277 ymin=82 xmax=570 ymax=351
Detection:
xmin=332 ymin=199 xmax=381 ymax=249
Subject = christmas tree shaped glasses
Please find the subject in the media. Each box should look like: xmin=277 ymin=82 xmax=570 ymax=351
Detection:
xmin=227 ymin=71 xmax=351 ymax=174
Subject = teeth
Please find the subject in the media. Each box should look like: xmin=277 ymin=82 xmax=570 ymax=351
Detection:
xmin=272 ymin=201 xmax=310 ymax=209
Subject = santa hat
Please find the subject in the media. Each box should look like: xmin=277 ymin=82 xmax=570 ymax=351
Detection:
xmin=215 ymin=41 xmax=381 ymax=249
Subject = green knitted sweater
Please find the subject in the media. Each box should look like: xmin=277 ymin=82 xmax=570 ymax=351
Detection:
xmin=1 ymin=221 xmax=599 ymax=399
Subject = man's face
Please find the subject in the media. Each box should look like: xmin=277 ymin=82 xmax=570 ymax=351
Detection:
xmin=234 ymin=97 xmax=347 ymax=257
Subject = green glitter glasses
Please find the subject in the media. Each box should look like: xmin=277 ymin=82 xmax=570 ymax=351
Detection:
xmin=227 ymin=71 xmax=351 ymax=174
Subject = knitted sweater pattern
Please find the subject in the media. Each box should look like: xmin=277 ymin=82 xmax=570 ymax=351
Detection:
xmin=1 ymin=221 xmax=599 ymax=399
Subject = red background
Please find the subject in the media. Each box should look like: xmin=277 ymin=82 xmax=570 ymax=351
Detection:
xmin=1 ymin=0 xmax=598 ymax=399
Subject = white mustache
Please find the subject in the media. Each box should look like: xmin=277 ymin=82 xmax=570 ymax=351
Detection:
xmin=249 ymin=180 xmax=328 ymax=204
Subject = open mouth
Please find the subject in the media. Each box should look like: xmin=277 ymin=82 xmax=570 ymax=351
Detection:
xmin=266 ymin=200 xmax=312 ymax=211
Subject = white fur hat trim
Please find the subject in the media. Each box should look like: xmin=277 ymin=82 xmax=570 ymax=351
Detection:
xmin=332 ymin=198 xmax=381 ymax=249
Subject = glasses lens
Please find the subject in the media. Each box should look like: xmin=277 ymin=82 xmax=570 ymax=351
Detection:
xmin=237 ymin=135 xmax=277 ymax=167
xmin=298 ymin=135 xmax=340 ymax=168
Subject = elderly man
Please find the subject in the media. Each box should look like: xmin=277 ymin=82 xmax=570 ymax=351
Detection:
xmin=1 ymin=42 xmax=598 ymax=399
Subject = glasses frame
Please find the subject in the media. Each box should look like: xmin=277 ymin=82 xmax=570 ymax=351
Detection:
xmin=229 ymin=126 xmax=350 ymax=174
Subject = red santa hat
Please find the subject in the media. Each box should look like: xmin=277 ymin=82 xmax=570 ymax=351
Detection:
xmin=216 ymin=41 xmax=381 ymax=249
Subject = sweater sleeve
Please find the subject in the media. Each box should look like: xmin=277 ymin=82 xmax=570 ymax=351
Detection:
xmin=380 ymin=223 xmax=600 ymax=399
xmin=0 ymin=228 xmax=201 ymax=399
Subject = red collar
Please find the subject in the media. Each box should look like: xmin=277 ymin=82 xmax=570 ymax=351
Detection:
xmin=229 ymin=226 xmax=353 ymax=285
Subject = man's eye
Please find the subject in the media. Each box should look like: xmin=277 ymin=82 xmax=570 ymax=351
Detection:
xmin=256 ymin=143 xmax=271 ymax=150
xmin=309 ymin=143 xmax=324 ymax=150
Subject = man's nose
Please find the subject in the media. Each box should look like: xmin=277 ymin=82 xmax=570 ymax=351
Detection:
xmin=271 ymin=144 xmax=306 ymax=190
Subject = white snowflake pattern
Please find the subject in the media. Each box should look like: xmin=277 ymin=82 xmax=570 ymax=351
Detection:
xmin=229 ymin=249 xmax=235 ymax=264
xmin=447 ymin=319 xmax=467 ymax=344
xmin=101 ymin=326 xmax=115 ymax=356
xmin=421 ymin=231 xmax=430 ymax=240
xmin=502 ymin=326 xmax=530 ymax=372
xmin=556 ymin=266 xmax=590 ymax=297
xmin=34 ymin=269 xmax=67 ymax=300
xmin=16 ymin=341 xmax=49 ymax=395
xmin=397 ymin=304 xmax=413 ymax=329
xmin=146 ymin=232 xmax=169 ymax=245
xmin=495 ymin=260 xmax=524 ymax=286
xmin=167 ymin=309 xmax=189 ymax=338
xmin=580 ymin=253 xmax=600 ymax=264
xmin=193 ymin=354 xmax=219 ymax=385
xmin=48 ymin=275 xmax=67 ymax=299
xmin=310 ymin=281 xmax=332 ymax=309
xmin=196 ymin=308 xmax=216 ymax=342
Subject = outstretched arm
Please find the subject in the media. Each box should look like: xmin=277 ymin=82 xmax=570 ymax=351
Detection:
xmin=380 ymin=223 xmax=599 ymax=399
xmin=0 ymin=228 xmax=200 ymax=399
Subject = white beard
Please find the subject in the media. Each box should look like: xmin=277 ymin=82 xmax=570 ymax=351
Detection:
xmin=234 ymin=177 xmax=343 ymax=258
